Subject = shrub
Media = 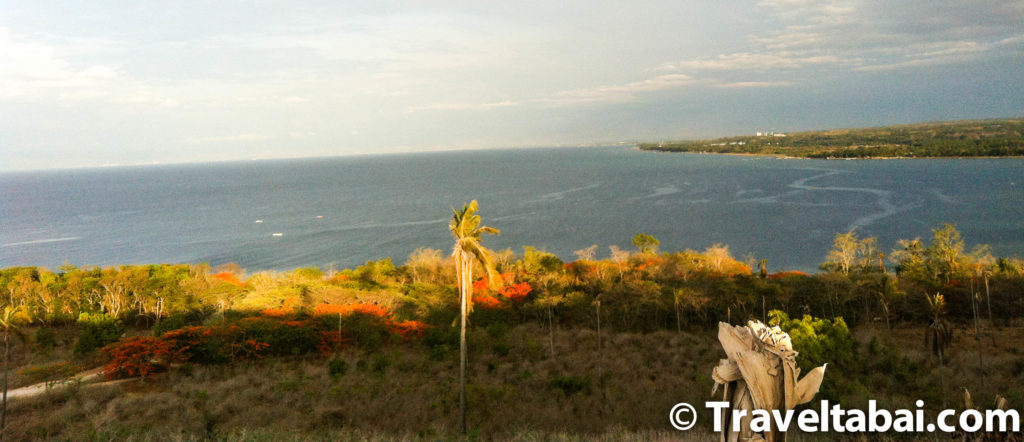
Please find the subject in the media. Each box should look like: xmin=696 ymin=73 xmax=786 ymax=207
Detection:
xmin=391 ymin=320 xmax=428 ymax=341
xmin=338 ymin=312 xmax=391 ymax=351
xmin=371 ymin=354 xmax=390 ymax=374
xmin=485 ymin=322 xmax=509 ymax=340
xmin=238 ymin=318 xmax=320 ymax=356
xmin=429 ymin=344 xmax=452 ymax=361
xmin=423 ymin=324 xmax=458 ymax=360
xmin=152 ymin=313 xmax=189 ymax=337
xmin=74 ymin=313 xmax=125 ymax=355
xmin=313 ymin=303 xmax=426 ymax=348
xmin=316 ymin=331 xmax=348 ymax=355
xmin=34 ymin=327 xmax=57 ymax=350
xmin=549 ymin=375 xmax=591 ymax=396
xmin=327 ymin=358 xmax=348 ymax=378
xmin=161 ymin=325 xmax=269 ymax=364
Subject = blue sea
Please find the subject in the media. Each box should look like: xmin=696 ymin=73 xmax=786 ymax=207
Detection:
xmin=2 ymin=147 xmax=1022 ymax=272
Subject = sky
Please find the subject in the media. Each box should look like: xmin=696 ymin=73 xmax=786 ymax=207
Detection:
xmin=1 ymin=0 xmax=1022 ymax=171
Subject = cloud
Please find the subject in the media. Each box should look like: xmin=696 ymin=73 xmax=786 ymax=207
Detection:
xmin=186 ymin=134 xmax=271 ymax=143
xmin=406 ymin=100 xmax=519 ymax=113
xmin=853 ymin=36 xmax=1024 ymax=71
xmin=209 ymin=13 xmax=524 ymax=73
xmin=656 ymin=0 xmax=1023 ymax=77
xmin=715 ymin=81 xmax=791 ymax=88
xmin=0 ymin=27 xmax=182 ymax=106
xmin=543 ymin=74 xmax=696 ymax=105
xmin=0 ymin=27 xmax=117 ymax=100
xmin=657 ymin=53 xmax=841 ymax=72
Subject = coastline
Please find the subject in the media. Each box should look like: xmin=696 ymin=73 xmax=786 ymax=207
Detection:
xmin=635 ymin=146 xmax=1024 ymax=160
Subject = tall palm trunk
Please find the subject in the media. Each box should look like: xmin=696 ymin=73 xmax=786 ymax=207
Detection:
xmin=984 ymin=275 xmax=992 ymax=326
xmin=970 ymin=289 xmax=985 ymax=393
xmin=675 ymin=295 xmax=682 ymax=334
xmin=456 ymin=251 xmax=470 ymax=436
xmin=547 ymin=302 xmax=555 ymax=360
xmin=2 ymin=331 xmax=9 ymax=441
xmin=448 ymin=199 xmax=499 ymax=437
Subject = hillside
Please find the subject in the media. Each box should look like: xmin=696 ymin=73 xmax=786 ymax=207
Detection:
xmin=6 ymin=322 xmax=1023 ymax=440
xmin=639 ymin=118 xmax=1024 ymax=158
xmin=2 ymin=224 xmax=1023 ymax=440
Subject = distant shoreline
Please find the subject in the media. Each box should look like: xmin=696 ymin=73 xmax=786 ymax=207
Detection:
xmin=638 ymin=117 xmax=1024 ymax=160
xmin=637 ymin=146 xmax=1024 ymax=161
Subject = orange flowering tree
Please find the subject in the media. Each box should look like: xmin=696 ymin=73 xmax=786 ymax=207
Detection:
xmin=102 ymin=336 xmax=183 ymax=380
xmin=212 ymin=271 xmax=246 ymax=287
xmin=471 ymin=274 xmax=532 ymax=309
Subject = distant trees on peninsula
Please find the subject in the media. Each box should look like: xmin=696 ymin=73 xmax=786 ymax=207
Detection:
xmin=639 ymin=118 xmax=1024 ymax=158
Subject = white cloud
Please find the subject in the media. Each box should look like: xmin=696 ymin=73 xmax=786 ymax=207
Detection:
xmin=0 ymin=27 xmax=117 ymax=100
xmin=406 ymin=100 xmax=519 ymax=112
xmin=186 ymin=134 xmax=271 ymax=143
xmin=715 ymin=81 xmax=791 ymax=88
xmin=544 ymin=74 xmax=696 ymax=105
xmin=658 ymin=53 xmax=841 ymax=72
xmin=0 ymin=27 xmax=182 ymax=107
xmin=210 ymin=13 xmax=524 ymax=73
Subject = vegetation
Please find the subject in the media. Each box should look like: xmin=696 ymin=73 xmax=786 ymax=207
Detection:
xmin=1 ymin=306 xmax=30 ymax=440
xmin=1 ymin=218 xmax=1023 ymax=439
xmin=639 ymin=118 xmax=1024 ymax=158
xmin=449 ymin=200 xmax=501 ymax=435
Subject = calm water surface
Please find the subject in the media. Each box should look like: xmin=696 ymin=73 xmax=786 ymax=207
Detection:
xmin=2 ymin=147 xmax=1022 ymax=272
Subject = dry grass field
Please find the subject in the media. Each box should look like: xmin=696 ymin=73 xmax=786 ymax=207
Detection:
xmin=4 ymin=322 xmax=1022 ymax=441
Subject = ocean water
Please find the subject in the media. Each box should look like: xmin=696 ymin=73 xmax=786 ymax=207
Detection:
xmin=1 ymin=147 xmax=1022 ymax=272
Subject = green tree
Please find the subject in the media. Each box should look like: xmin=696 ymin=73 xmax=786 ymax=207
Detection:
xmin=873 ymin=274 xmax=904 ymax=330
xmin=890 ymin=238 xmax=928 ymax=280
xmin=406 ymin=248 xmax=444 ymax=285
xmin=823 ymin=230 xmax=876 ymax=274
xmin=518 ymin=247 xmax=564 ymax=359
xmin=631 ymin=233 xmax=659 ymax=254
xmin=449 ymin=200 xmax=500 ymax=435
xmin=927 ymin=224 xmax=967 ymax=283
xmin=768 ymin=310 xmax=855 ymax=401
xmin=74 ymin=312 xmax=125 ymax=355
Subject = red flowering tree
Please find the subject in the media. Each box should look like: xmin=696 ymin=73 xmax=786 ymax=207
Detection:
xmin=471 ymin=274 xmax=531 ymax=308
xmin=212 ymin=272 xmax=245 ymax=287
xmin=102 ymin=336 xmax=183 ymax=380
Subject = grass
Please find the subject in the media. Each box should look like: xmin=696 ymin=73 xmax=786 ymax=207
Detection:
xmin=3 ymin=323 xmax=1023 ymax=441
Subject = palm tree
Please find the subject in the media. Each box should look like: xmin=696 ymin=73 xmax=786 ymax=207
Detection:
xmin=1 ymin=306 xmax=29 ymax=441
xmin=449 ymin=200 xmax=500 ymax=435
xmin=925 ymin=293 xmax=952 ymax=408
